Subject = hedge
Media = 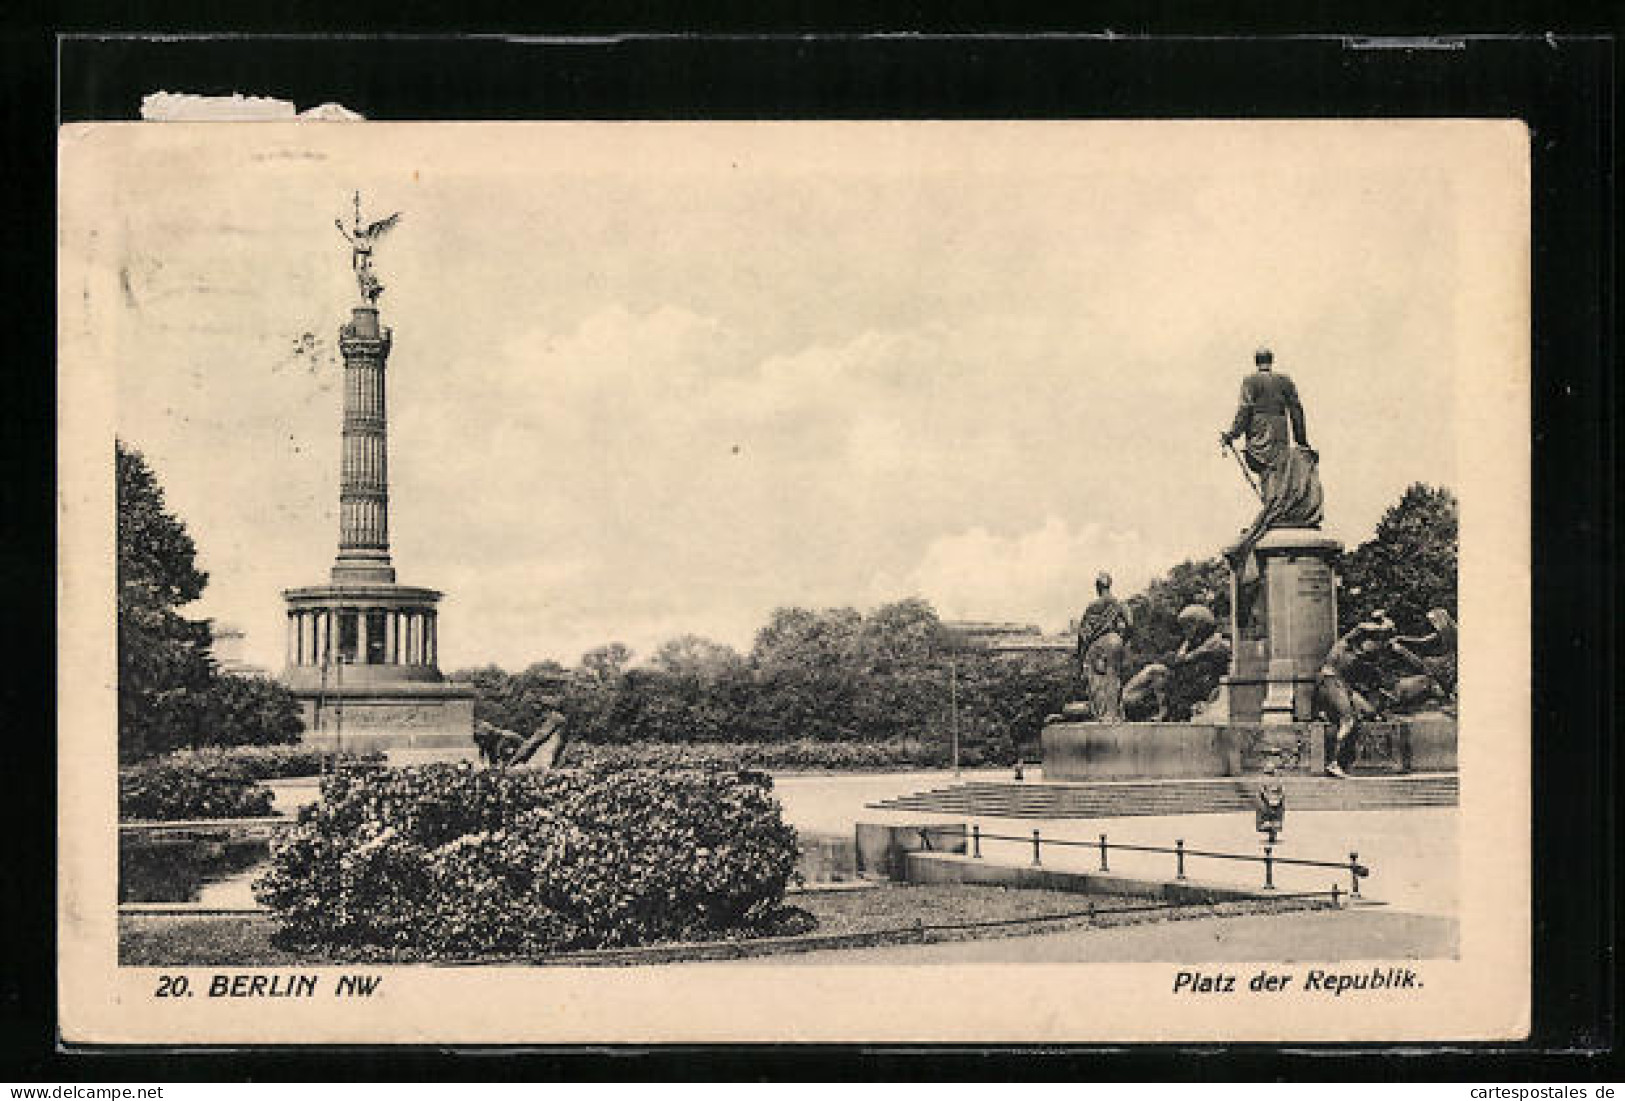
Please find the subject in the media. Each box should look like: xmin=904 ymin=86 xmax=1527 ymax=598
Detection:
xmin=163 ymin=745 xmax=387 ymax=781
xmin=119 ymin=757 xmax=278 ymax=821
xmin=254 ymin=763 xmax=804 ymax=959
xmin=118 ymin=747 xmax=388 ymax=821
xmin=560 ymin=738 xmax=1016 ymax=772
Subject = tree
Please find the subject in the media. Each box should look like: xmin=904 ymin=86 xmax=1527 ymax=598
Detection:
xmin=642 ymin=636 xmax=752 ymax=742
xmin=579 ymin=642 xmax=633 ymax=684
xmin=117 ymin=441 xmax=215 ymax=761
xmin=196 ymin=673 xmax=305 ymax=747
xmin=1126 ymin=557 xmax=1231 ymax=664
xmin=118 ymin=442 xmax=307 ymax=758
xmin=747 ymin=607 xmax=863 ymax=740
xmin=851 ymin=599 xmax=949 ymax=743
xmin=566 ymin=644 xmax=641 ymax=744
xmin=954 ymin=649 xmax=1073 ymax=765
xmin=1339 ymin=484 xmax=1458 ymax=633
xmin=648 ymin=635 xmax=744 ymax=683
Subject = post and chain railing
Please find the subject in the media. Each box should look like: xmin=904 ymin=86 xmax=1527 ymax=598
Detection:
xmin=956 ymin=824 xmax=1369 ymax=898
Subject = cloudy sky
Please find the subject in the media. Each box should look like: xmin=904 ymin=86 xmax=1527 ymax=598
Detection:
xmin=61 ymin=121 xmax=1514 ymax=672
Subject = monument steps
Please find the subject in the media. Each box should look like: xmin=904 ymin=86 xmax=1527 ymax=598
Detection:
xmin=868 ymin=774 xmax=1458 ymax=819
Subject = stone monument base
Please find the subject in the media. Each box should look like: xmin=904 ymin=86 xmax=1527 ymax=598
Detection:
xmin=1041 ymin=717 xmax=1457 ymax=781
xmin=294 ymin=681 xmax=476 ymax=753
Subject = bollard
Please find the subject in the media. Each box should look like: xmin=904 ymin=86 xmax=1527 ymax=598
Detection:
xmin=972 ymin=824 xmax=981 ymax=859
xmin=1331 ymin=883 xmax=1342 ymax=908
xmin=1349 ymin=852 xmax=1362 ymax=898
xmin=1262 ymin=845 xmax=1276 ymax=890
xmin=1099 ymin=833 xmax=1110 ymax=872
xmin=1031 ymin=829 xmax=1042 ymax=867
xmin=1175 ymin=839 xmax=1186 ymax=880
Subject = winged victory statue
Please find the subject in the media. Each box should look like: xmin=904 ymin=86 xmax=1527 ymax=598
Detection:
xmin=334 ymin=192 xmax=402 ymax=305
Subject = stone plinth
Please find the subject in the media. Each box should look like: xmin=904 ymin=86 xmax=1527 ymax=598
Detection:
xmin=1040 ymin=717 xmax=1457 ymax=781
xmin=1224 ymin=526 xmax=1343 ymax=725
xmin=1041 ymin=722 xmax=1238 ymax=781
xmin=295 ymin=686 xmax=476 ymax=753
xmin=855 ymin=822 xmax=967 ymax=881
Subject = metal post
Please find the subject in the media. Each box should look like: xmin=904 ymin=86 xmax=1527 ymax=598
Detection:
xmin=335 ymin=650 xmax=345 ymax=760
xmin=1331 ymin=883 xmax=1342 ymax=908
xmin=316 ymin=643 xmax=329 ymax=730
xmin=1031 ymin=829 xmax=1042 ymax=867
xmin=1263 ymin=845 xmax=1276 ymax=890
xmin=315 ymin=620 xmax=331 ymax=776
xmin=972 ymin=824 xmax=982 ymax=859
xmin=1098 ymin=833 xmax=1109 ymax=872
xmin=949 ymin=657 xmax=960 ymax=778
xmin=1349 ymin=852 xmax=1362 ymax=898
xmin=1175 ymin=839 xmax=1186 ymax=880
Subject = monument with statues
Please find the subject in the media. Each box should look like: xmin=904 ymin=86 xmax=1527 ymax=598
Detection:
xmin=279 ymin=195 xmax=475 ymax=752
xmin=1041 ymin=348 xmax=1456 ymax=781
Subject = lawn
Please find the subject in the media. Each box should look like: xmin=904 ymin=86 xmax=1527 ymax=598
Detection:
xmin=120 ymin=884 xmax=1329 ymax=966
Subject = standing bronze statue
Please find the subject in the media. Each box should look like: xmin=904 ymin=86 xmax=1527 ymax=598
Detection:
xmin=334 ymin=191 xmax=402 ymax=306
xmin=1077 ymin=571 xmax=1133 ymax=722
xmin=1220 ymin=348 xmax=1325 ymax=565
xmin=1315 ymin=610 xmax=1397 ymax=778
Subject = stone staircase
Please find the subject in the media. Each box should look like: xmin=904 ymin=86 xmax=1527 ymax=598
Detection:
xmin=867 ymin=773 xmax=1458 ymax=819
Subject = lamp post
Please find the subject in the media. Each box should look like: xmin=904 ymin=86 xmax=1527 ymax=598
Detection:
xmin=948 ymin=654 xmax=960 ymax=777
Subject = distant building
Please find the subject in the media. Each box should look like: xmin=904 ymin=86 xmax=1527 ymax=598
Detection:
xmin=942 ymin=620 xmax=1072 ymax=654
xmin=208 ymin=621 xmax=268 ymax=678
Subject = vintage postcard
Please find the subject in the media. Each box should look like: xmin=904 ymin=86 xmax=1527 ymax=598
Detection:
xmin=59 ymin=119 xmax=1529 ymax=1044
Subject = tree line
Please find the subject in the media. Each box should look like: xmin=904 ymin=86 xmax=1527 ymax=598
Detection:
xmin=450 ymin=486 xmax=1458 ymax=752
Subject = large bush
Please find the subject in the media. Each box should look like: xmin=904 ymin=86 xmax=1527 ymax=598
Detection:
xmin=119 ymin=757 xmax=278 ymax=821
xmin=254 ymin=763 xmax=802 ymax=959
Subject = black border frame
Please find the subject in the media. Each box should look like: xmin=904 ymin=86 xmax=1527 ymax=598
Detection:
xmin=2 ymin=17 xmax=1615 ymax=1079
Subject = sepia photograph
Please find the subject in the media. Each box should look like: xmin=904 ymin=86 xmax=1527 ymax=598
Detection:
xmin=58 ymin=117 xmax=1530 ymax=1044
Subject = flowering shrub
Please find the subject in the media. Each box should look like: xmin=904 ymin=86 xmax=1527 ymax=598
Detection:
xmin=561 ymin=738 xmax=974 ymax=771
xmin=118 ymin=757 xmax=278 ymax=821
xmin=254 ymin=763 xmax=803 ymax=959
xmin=163 ymin=745 xmax=386 ymax=781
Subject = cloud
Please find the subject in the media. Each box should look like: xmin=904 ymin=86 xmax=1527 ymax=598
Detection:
xmin=876 ymin=517 xmax=1153 ymax=632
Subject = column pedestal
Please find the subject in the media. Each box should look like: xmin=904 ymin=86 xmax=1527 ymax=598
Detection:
xmin=1223 ymin=527 xmax=1343 ymax=725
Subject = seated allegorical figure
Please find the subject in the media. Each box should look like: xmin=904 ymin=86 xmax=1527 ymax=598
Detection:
xmin=1388 ymin=607 xmax=1458 ymax=705
xmin=472 ymin=718 xmax=525 ymax=766
xmin=507 ymin=709 xmax=570 ymax=769
xmin=1316 ymin=610 xmax=1398 ymax=779
xmin=1121 ymin=605 xmax=1233 ymax=721
xmin=472 ymin=707 xmax=570 ymax=769
xmin=1330 ymin=606 xmax=1457 ymax=718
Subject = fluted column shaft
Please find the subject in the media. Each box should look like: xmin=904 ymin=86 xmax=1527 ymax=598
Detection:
xmin=332 ymin=307 xmax=396 ymax=584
